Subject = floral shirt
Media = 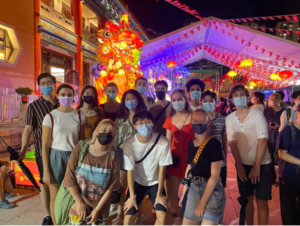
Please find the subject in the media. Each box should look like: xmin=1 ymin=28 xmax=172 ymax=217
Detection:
xmin=115 ymin=117 xmax=137 ymax=149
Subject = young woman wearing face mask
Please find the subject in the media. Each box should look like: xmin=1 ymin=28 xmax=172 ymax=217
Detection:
xmin=63 ymin=119 xmax=120 ymax=225
xmin=201 ymin=91 xmax=227 ymax=188
xmin=42 ymin=84 xmax=86 ymax=225
xmin=180 ymin=109 xmax=225 ymax=225
xmin=163 ymin=89 xmax=194 ymax=225
xmin=100 ymin=83 xmax=121 ymax=122
xmin=250 ymin=92 xmax=265 ymax=112
xmin=77 ymin=86 xmax=105 ymax=139
xmin=112 ymin=89 xmax=146 ymax=225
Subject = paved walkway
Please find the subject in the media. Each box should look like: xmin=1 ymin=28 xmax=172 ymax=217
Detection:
xmin=0 ymin=153 xmax=282 ymax=225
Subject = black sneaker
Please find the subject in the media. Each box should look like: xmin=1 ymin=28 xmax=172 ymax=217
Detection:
xmin=42 ymin=216 xmax=53 ymax=225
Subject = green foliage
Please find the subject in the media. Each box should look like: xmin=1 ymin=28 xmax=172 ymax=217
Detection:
xmin=15 ymin=87 xmax=33 ymax=97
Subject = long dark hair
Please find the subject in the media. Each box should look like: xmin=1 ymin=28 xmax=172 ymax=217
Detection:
xmin=76 ymin=85 xmax=100 ymax=111
xmin=117 ymin=89 xmax=146 ymax=122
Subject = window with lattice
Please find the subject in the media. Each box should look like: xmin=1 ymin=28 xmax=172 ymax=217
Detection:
xmin=0 ymin=29 xmax=14 ymax=63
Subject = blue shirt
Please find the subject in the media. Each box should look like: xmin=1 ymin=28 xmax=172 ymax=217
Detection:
xmin=278 ymin=124 xmax=300 ymax=183
xmin=264 ymin=107 xmax=285 ymax=143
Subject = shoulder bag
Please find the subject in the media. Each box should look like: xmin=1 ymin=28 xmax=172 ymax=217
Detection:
xmin=135 ymin=134 xmax=161 ymax=164
xmin=154 ymin=103 xmax=170 ymax=124
xmin=172 ymin=113 xmax=190 ymax=168
xmin=54 ymin=140 xmax=88 ymax=225
xmin=79 ymin=110 xmax=94 ymax=132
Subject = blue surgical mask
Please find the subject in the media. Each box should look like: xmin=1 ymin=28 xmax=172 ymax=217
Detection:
xmin=137 ymin=124 xmax=153 ymax=137
xmin=233 ymin=96 xmax=247 ymax=108
xmin=125 ymin=100 xmax=137 ymax=110
xmin=203 ymin=102 xmax=215 ymax=113
xmin=172 ymin=101 xmax=185 ymax=111
xmin=137 ymin=86 xmax=147 ymax=95
xmin=190 ymin=91 xmax=201 ymax=101
xmin=107 ymin=93 xmax=117 ymax=100
xmin=40 ymin=85 xmax=54 ymax=96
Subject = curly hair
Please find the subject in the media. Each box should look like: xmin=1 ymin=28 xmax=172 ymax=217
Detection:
xmin=228 ymin=84 xmax=249 ymax=99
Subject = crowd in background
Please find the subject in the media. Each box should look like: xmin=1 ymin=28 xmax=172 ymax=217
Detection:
xmin=0 ymin=72 xmax=299 ymax=225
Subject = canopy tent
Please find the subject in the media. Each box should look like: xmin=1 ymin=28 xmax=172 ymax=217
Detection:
xmin=140 ymin=16 xmax=300 ymax=86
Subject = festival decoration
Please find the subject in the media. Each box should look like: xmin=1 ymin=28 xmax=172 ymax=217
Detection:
xmin=166 ymin=60 xmax=177 ymax=68
xmin=165 ymin=0 xmax=203 ymax=20
xmin=227 ymin=71 xmax=237 ymax=77
xmin=249 ymin=81 xmax=257 ymax=86
xmin=95 ymin=14 xmax=144 ymax=103
xmin=279 ymin=70 xmax=293 ymax=79
xmin=270 ymin=73 xmax=280 ymax=81
xmin=253 ymin=79 xmax=264 ymax=85
xmin=240 ymin=59 xmax=253 ymax=67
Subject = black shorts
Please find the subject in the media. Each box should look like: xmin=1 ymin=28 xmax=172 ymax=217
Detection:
xmin=125 ymin=182 xmax=167 ymax=215
xmin=237 ymin=163 xmax=272 ymax=201
xmin=36 ymin=156 xmax=44 ymax=184
xmin=220 ymin=166 xmax=227 ymax=188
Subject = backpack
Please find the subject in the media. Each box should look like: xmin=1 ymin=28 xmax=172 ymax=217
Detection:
xmin=286 ymin=108 xmax=292 ymax=124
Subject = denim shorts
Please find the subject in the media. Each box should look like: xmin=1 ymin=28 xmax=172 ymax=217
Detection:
xmin=182 ymin=179 xmax=226 ymax=224
xmin=50 ymin=148 xmax=71 ymax=184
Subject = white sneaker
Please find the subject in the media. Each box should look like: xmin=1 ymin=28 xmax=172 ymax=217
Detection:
xmin=135 ymin=217 xmax=143 ymax=225
xmin=173 ymin=218 xmax=183 ymax=225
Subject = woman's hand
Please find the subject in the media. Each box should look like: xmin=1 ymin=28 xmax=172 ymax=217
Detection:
xmin=86 ymin=210 xmax=98 ymax=225
xmin=76 ymin=201 xmax=89 ymax=221
xmin=124 ymin=197 xmax=138 ymax=214
xmin=179 ymin=196 xmax=184 ymax=207
xmin=43 ymin=172 xmax=53 ymax=185
xmin=195 ymin=201 xmax=206 ymax=218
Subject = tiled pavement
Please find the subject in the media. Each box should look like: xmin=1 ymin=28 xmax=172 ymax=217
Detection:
xmin=0 ymin=153 xmax=282 ymax=225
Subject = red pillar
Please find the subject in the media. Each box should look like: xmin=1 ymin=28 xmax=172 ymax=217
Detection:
xmin=34 ymin=0 xmax=41 ymax=94
xmin=74 ymin=0 xmax=83 ymax=93
xmin=99 ymin=16 xmax=107 ymax=29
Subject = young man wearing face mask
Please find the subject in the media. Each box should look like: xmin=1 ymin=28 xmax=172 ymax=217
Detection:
xmin=226 ymin=84 xmax=272 ymax=225
xmin=149 ymin=80 xmax=172 ymax=137
xmin=279 ymin=91 xmax=300 ymax=132
xmin=263 ymin=93 xmax=285 ymax=184
xmin=185 ymin=78 xmax=205 ymax=111
xmin=123 ymin=111 xmax=173 ymax=225
xmin=201 ymin=91 xmax=228 ymax=187
xmin=18 ymin=73 xmax=58 ymax=225
xmin=135 ymin=77 xmax=155 ymax=109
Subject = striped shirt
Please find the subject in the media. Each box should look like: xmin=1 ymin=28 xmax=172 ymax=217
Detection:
xmin=263 ymin=106 xmax=285 ymax=143
xmin=207 ymin=114 xmax=227 ymax=167
xmin=26 ymin=97 xmax=57 ymax=157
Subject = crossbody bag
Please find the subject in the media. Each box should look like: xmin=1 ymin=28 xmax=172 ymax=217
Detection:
xmin=172 ymin=113 xmax=190 ymax=168
xmin=79 ymin=110 xmax=94 ymax=132
xmin=136 ymin=134 xmax=161 ymax=164
xmin=154 ymin=103 xmax=170 ymax=123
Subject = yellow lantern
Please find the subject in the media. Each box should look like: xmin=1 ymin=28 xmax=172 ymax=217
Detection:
xmin=249 ymin=81 xmax=257 ymax=86
xmin=270 ymin=73 xmax=280 ymax=81
xmin=227 ymin=71 xmax=237 ymax=77
xmin=100 ymin=70 xmax=107 ymax=77
xmin=240 ymin=59 xmax=253 ymax=67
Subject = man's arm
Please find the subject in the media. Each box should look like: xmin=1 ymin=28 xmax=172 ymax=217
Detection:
xmin=18 ymin=125 xmax=34 ymax=162
xmin=157 ymin=165 xmax=166 ymax=196
xmin=229 ymin=141 xmax=247 ymax=181
xmin=222 ymin=135 xmax=228 ymax=163
xmin=279 ymin=150 xmax=300 ymax=165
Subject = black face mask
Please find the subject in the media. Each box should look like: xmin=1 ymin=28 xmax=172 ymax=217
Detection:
xmin=192 ymin=123 xmax=208 ymax=135
xmin=83 ymin=96 xmax=94 ymax=104
xmin=97 ymin=133 xmax=113 ymax=145
xmin=156 ymin=91 xmax=166 ymax=100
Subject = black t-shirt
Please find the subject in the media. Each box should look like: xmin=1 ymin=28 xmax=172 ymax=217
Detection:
xmin=100 ymin=104 xmax=118 ymax=122
xmin=186 ymin=138 xmax=224 ymax=178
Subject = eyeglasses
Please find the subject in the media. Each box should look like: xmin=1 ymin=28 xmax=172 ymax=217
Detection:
xmin=40 ymin=81 xmax=54 ymax=86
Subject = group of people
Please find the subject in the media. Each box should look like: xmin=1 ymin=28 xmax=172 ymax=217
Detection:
xmin=0 ymin=72 xmax=299 ymax=225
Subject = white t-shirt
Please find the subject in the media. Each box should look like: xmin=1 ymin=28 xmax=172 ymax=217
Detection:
xmin=226 ymin=108 xmax=271 ymax=165
xmin=250 ymin=104 xmax=265 ymax=112
xmin=123 ymin=133 xmax=173 ymax=186
xmin=42 ymin=109 xmax=85 ymax=151
xmin=190 ymin=104 xmax=202 ymax=111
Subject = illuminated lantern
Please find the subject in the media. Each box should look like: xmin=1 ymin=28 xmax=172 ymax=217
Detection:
xmin=249 ymin=81 xmax=257 ymax=86
xmin=100 ymin=70 xmax=107 ymax=77
xmin=227 ymin=71 xmax=237 ymax=77
xmin=240 ymin=59 xmax=253 ymax=67
xmin=270 ymin=73 xmax=280 ymax=81
xmin=253 ymin=79 xmax=263 ymax=85
xmin=166 ymin=60 xmax=177 ymax=68
xmin=235 ymin=61 xmax=242 ymax=68
xmin=279 ymin=70 xmax=293 ymax=79
xmin=107 ymin=72 xmax=115 ymax=81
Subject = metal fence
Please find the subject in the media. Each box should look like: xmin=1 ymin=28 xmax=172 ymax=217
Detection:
xmin=0 ymin=95 xmax=41 ymax=125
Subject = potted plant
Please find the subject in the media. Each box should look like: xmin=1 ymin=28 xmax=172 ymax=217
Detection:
xmin=15 ymin=87 xmax=33 ymax=103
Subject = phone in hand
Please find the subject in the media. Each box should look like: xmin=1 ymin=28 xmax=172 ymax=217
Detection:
xmin=270 ymin=122 xmax=276 ymax=127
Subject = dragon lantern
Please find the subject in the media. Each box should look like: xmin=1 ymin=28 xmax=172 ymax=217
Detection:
xmin=95 ymin=14 xmax=144 ymax=102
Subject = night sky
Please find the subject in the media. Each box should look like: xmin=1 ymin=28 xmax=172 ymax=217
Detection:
xmin=123 ymin=0 xmax=300 ymax=34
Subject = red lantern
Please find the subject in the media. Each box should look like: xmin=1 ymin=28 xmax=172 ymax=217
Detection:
xmin=235 ymin=61 xmax=242 ymax=69
xmin=279 ymin=70 xmax=293 ymax=79
xmin=253 ymin=79 xmax=263 ymax=85
xmin=166 ymin=60 xmax=177 ymax=68
xmin=107 ymin=72 xmax=115 ymax=81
